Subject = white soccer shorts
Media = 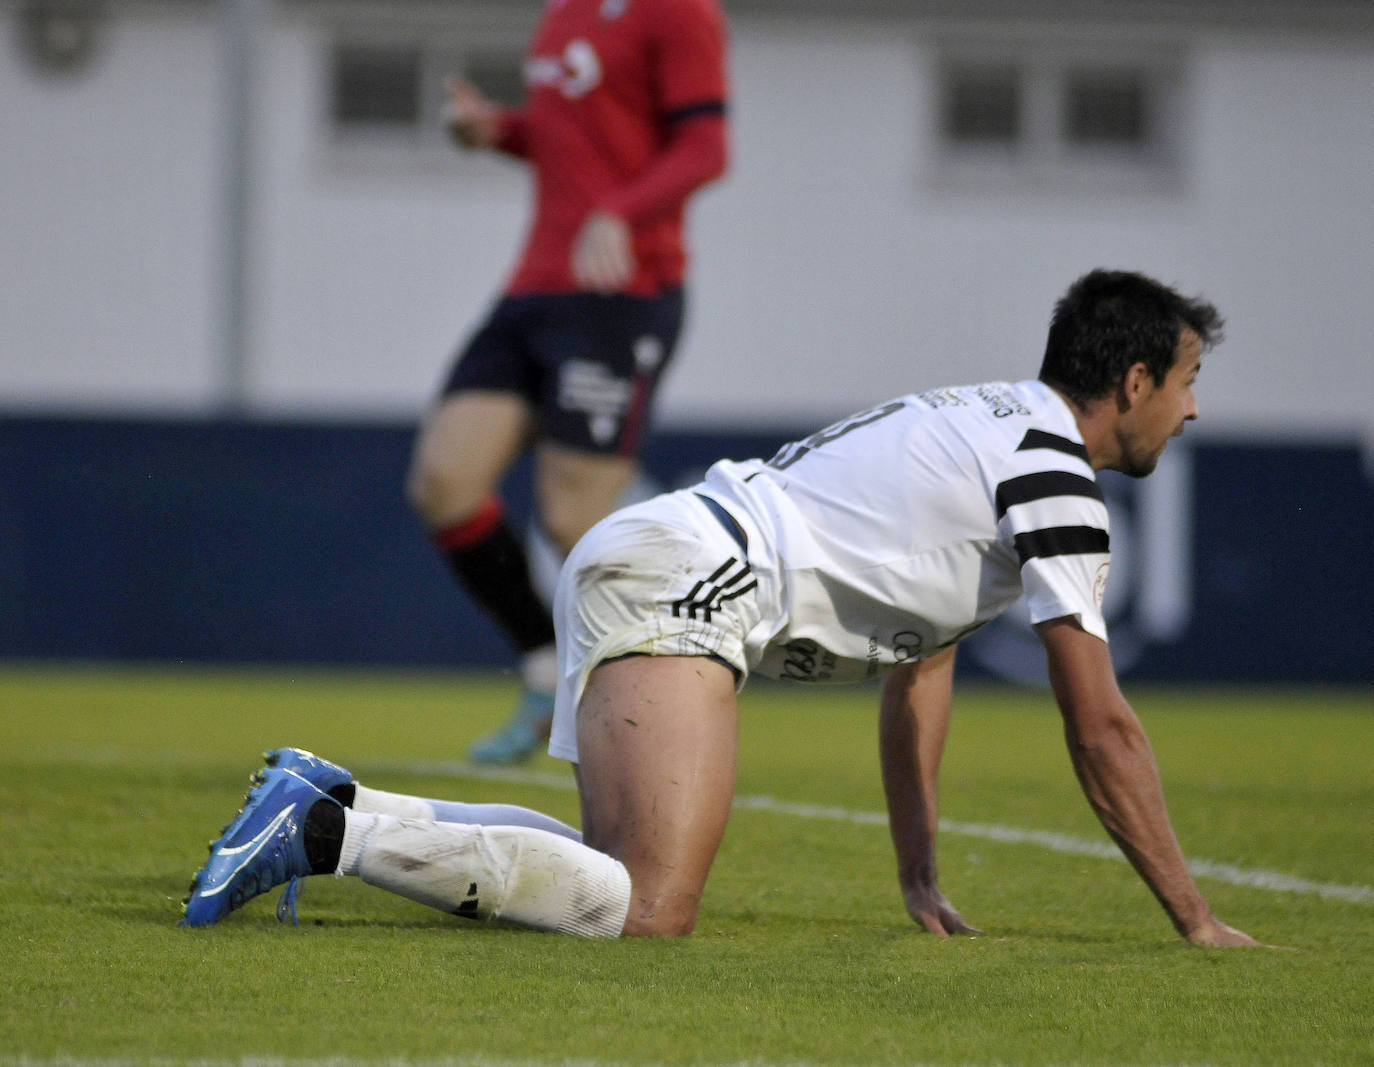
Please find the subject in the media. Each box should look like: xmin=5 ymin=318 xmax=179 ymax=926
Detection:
xmin=548 ymin=489 xmax=762 ymax=763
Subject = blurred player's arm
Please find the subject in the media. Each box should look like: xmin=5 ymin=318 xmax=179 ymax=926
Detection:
xmin=574 ymin=0 xmax=730 ymax=292
xmin=597 ymin=0 xmax=730 ymax=226
xmin=1036 ymin=616 xmax=1262 ymax=947
xmin=444 ymin=78 xmax=530 ymax=157
xmin=879 ymin=646 xmax=980 ymax=937
xmin=573 ymin=114 xmax=728 ymax=292
xmin=597 ymin=111 xmax=729 ymax=226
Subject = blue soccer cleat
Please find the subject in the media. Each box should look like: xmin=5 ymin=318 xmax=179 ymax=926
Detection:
xmin=260 ymin=747 xmax=352 ymax=795
xmin=468 ymin=689 xmax=555 ymax=765
xmin=181 ymin=768 xmax=336 ymax=927
xmin=202 ymin=749 xmax=352 ymax=857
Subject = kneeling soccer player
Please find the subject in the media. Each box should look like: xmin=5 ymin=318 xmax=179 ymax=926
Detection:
xmin=182 ymin=269 xmax=1264 ymax=947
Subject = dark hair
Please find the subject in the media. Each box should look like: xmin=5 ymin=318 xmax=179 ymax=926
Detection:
xmin=1038 ymin=269 xmax=1224 ymax=405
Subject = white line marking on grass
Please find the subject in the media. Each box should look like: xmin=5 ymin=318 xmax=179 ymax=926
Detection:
xmin=383 ymin=759 xmax=1374 ymax=906
xmin=0 ymin=1057 xmax=978 ymax=1067
xmin=0 ymin=1060 xmax=643 ymax=1067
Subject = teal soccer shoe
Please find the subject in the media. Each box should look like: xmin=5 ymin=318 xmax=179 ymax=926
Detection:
xmin=468 ymin=689 xmax=555 ymax=765
xmin=181 ymin=768 xmax=337 ymax=927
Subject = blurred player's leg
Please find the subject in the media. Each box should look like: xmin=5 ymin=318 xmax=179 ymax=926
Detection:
xmin=408 ymin=391 xmax=531 ymax=530
xmin=466 ymin=443 xmax=642 ymax=763
xmin=534 ymin=442 xmax=639 ymax=558
xmin=408 ymin=392 xmax=561 ymax=758
xmin=575 ymin=654 xmax=739 ymax=937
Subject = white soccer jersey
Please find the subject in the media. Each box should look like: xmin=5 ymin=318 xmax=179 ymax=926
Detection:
xmin=695 ymin=379 xmax=1112 ymax=683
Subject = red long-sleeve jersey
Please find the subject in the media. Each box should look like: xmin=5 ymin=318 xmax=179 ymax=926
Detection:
xmin=494 ymin=0 xmax=730 ymax=296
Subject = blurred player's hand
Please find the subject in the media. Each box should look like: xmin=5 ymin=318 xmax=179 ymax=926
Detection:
xmin=572 ymin=211 xmax=635 ymax=293
xmin=444 ymin=78 xmax=502 ymax=149
xmin=1184 ymin=915 xmax=1266 ymax=948
xmin=904 ymin=884 xmax=981 ymax=937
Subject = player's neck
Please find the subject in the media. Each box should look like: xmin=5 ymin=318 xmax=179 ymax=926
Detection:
xmin=1052 ymin=387 xmax=1119 ymax=472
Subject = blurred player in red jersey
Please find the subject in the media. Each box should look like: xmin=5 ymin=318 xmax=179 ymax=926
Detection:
xmin=407 ymin=0 xmax=731 ymax=763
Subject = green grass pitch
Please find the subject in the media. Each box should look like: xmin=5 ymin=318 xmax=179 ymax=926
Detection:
xmin=1 ymin=666 xmax=1371 ymax=1065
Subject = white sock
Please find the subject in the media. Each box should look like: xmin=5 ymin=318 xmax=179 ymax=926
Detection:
xmin=338 ymin=810 xmax=629 ymax=938
xmin=521 ymin=643 xmax=558 ymax=695
xmin=350 ymin=784 xmax=581 ymax=842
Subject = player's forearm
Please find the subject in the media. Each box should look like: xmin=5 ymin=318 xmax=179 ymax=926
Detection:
xmin=1064 ymin=712 xmax=1212 ymax=936
xmin=879 ymin=652 xmax=954 ymax=889
xmin=597 ymin=115 xmax=728 ymax=224
xmin=1039 ymin=620 xmax=1214 ymax=938
xmin=879 ymin=699 xmax=938 ymax=886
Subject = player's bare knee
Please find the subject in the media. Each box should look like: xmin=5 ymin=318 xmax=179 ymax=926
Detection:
xmin=406 ymin=452 xmax=483 ymax=529
xmin=622 ymin=905 xmax=699 ymax=939
xmin=537 ymin=496 xmax=592 ymax=556
xmin=616 ymin=878 xmax=703 ymax=938
xmin=403 ymin=455 xmax=435 ymax=519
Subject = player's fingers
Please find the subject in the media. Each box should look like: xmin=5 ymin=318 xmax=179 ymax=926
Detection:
xmin=1196 ymin=928 xmax=1262 ymax=948
xmin=601 ymin=250 xmax=632 ymax=290
xmin=574 ymin=234 xmax=630 ymax=293
xmin=916 ymin=910 xmax=951 ymax=936
xmin=571 ymin=246 xmax=602 ymax=290
xmin=445 ymin=81 xmax=489 ymax=128
xmin=447 ymin=78 xmax=478 ymax=103
xmin=1186 ymin=918 xmax=1264 ymax=948
xmin=943 ymin=913 xmax=982 ymax=936
xmin=602 ymin=235 xmax=633 ymax=288
xmin=574 ymin=256 xmax=614 ymax=293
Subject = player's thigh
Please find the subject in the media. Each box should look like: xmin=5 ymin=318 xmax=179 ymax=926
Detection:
xmin=534 ymin=442 xmax=638 ymax=554
xmin=575 ymin=654 xmax=738 ymax=937
xmin=407 ymin=391 xmax=533 ymax=527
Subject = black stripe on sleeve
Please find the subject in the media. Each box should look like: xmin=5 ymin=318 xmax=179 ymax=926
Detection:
xmin=995 ymin=471 xmax=1103 ymax=519
xmin=1017 ymin=429 xmax=1091 ymax=466
xmin=1013 ymin=525 xmax=1110 ymax=564
xmin=664 ymin=100 xmax=728 ymax=124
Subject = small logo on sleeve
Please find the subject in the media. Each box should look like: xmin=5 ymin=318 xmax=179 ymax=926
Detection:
xmin=1093 ymin=561 xmax=1111 ymax=607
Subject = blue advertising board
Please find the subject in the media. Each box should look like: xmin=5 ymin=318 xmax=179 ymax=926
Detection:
xmin=1 ymin=414 xmax=1370 ymax=683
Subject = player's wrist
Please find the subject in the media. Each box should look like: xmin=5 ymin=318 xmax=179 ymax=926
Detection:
xmin=1173 ymin=900 xmax=1217 ymax=940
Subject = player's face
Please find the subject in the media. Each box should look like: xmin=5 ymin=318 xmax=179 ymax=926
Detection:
xmin=1117 ymin=328 xmax=1202 ymax=478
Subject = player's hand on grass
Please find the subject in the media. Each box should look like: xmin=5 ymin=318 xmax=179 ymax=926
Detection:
xmin=905 ymin=885 xmax=981 ymax=937
xmin=572 ymin=211 xmax=635 ymax=292
xmin=444 ymin=78 xmax=502 ymax=149
xmin=1184 ymin=915 xmax=1264 ymax=947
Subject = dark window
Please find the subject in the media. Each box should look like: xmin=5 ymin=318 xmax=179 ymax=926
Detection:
xmin=459 ymin=50 xmax=525 ymax=108
xmin=941 ymin=63 xmax=1020 ymax=143
xmin=331 ymin=45 xmax=422 ymax=126
xmin=1063 ymin=69 xmax=1148 ymax=146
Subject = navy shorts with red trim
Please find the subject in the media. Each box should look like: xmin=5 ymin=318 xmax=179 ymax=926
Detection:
xmin=440 ymin=289 xmax=685 ymax=457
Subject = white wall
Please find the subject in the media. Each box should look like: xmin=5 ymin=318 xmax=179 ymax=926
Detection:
xmin=679 ymin=17 xmax=1374 ymax=439
xmin=247 ymin=8 xmax=532 ymax=417
xmin=1191 ymin=39 xmax=1374 ymax=441
xmin=0 ymin=2 xmax=222 ymax=410
xmin=2 ymin=2 xmax=1372 ymax=446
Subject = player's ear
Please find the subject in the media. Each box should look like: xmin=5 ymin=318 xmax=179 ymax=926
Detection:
xmin=1118 ymin=361 xmax=1151 ymax=412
